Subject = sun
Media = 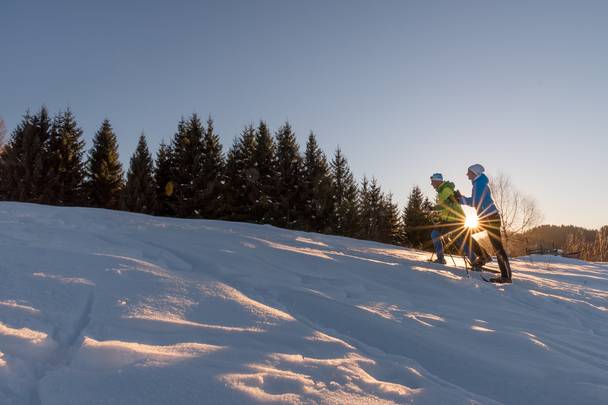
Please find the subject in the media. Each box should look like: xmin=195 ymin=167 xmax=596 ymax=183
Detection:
xmin=463 ymin=206 xmax=479 ymax=229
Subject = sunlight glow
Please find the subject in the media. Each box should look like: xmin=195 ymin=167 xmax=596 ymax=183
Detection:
xmin=464 ymin=211 xmax=479 ymax=229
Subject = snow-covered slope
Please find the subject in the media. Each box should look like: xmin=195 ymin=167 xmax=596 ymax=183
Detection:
xmin=0 ymin=202 xmax=606 ymax=405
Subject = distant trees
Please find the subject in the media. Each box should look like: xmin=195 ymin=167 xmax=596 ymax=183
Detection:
xmin=565 ymin=227 xmax=608 ymax=262
xmin=587 ymin=226 xmax=608 ymax=262
xmin=0 ymin=106 xmax=454 ymax=251
xmin=521 ymin=224 xmax=608 ymax=261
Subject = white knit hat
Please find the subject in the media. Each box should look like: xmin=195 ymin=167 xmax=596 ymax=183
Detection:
xmin=467 ymin=164 xmax=485 ymax=177
xmin=430 ymin=173 xmax=443 ymax=181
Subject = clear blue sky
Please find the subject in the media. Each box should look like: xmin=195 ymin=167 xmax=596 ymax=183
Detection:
xmin=1 ymin=0 xmax=607 ymax=228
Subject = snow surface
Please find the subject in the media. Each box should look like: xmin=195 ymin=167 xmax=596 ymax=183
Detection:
xmin=0 ymin=202 xmax=606 ymax=404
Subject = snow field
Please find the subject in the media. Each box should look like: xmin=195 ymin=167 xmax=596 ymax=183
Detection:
xmin=0 ymin=202 xmax=606 ymax=404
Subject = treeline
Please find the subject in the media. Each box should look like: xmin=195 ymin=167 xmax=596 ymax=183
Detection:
xmin=565 ymin=227 xmax=608 ymax=262
xmin=0 ymin=107 xmax=436 ymax=247
xmin=519 ymin=225 xmax=608 ymax=261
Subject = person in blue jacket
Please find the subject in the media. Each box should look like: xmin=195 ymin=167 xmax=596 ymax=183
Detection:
xmin=457 ymin=164 xmax=512 ymax=283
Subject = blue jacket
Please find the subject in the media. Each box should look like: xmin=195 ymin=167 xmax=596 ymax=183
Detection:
xmin=460 ymin=173 xmax=498 ymax=217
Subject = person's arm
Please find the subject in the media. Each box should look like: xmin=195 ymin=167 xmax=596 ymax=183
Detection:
xmin=436 ymin=188 xmax=455 ymax=221
xmin=431 ymin=199 xmax=443 ymax=218
xmin=470 ymin=179 xmax=489 ymax=209
xmin=456 ymin=188 xmax=473 ymax=206
xmin=437 ymin=188 xmax=451 ymax=205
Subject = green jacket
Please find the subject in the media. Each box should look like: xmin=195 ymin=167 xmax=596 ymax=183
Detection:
xmin=434 ymin=181 xmax=464 ymax=223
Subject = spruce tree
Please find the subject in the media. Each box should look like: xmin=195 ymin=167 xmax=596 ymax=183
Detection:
xmin=379 ymin=192 xmax=402 ymax=244
xmin=357 ymin=177 xmax=373 ymax=240
xmin=303 ymin=132 xmax=333 ymax=233
xmin=368 ymin=178 xmax=384 ymax=241
xmin=31 ymin=107 xmax=53 ymax=202
xmin=0 ymin=118 xmax=5 ymax=193
xmin=402 ymin=185 xmax=433 ymax=248
xmin=224 ymin=125 xmax=257 ymax=220
xmin=330 ymin=148 xmax=359 ymax=237
xmin=0 ymin=118 xmax=6 ymax=148
xmin=85 ymin=119 xmax=124 ymax=209
xmin=0 ymin=112 xmax=31 ymax=200
xmin=0 ymin=107 xmax=51 ymax=202
xmin=47 ymin=109 xmax=86 ymax=205
xmin=251 ymin=121 xmax=276 ymax=223
xmin=124 ymin=134 xmax=156 ymax=214
xmin=273 ymin=122 xmax=305 ymax=228
xmin=358 ymin=177 xmax=384 ymax=241
xmin=170 ymin=115 xmax=204 ymax=217
xmin=197 ymin=116 xmax=224 ymax=218
xmin=154 ymin=141 xmax=175 ymax=216
xmin=358 ymin=176 xmax=372 ymax=239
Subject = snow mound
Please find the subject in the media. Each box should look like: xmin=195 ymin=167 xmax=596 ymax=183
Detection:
xmin=0 ymin=202 xmax=606 ymax=404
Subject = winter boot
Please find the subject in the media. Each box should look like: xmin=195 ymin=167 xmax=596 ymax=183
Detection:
xmin=488 ymin=276 xmax=512 ymax=284
xmin=432 ymin=256 xmax=447 ymax=265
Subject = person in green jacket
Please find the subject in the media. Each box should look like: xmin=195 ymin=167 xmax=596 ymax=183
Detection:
xmin=429 ymin=173 xmax=482 ymax=265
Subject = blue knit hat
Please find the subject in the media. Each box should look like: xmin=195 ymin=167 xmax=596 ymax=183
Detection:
xmin=467 ymin=164 xmax=485 ymax=177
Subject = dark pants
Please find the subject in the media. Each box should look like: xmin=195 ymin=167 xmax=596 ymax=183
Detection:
xmin=431 ymin=222 xmax=485 ymax=262
xmin=479 ymin=212 xmax=512 ymax=280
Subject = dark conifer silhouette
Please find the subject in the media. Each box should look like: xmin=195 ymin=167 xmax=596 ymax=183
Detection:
xmin=0 ymin=107 xmax=52 ymax=202
xmin=224 ymin=125 xmax=257 ymax=220
xmin=274 ymin=122 xmax=305 ymax=228
xmin=379 ymin=192 xmax=402 ymax=244
xmin=170 ymin=115 xmax=203 ymax=217
xmin=251 ymin=121 xmax=276 ymax=223
xmin=197 ymin=117 xmax=224 ymax=219
xmin=47 ymin=109 xmax=86 ymax=205
xmin=330 ymin=148 xmax=359 ymax=237
xmin=154 ymin=141 xmax=175 ymax=216
xmin=402 ymin=185 xmax=433 ymax=248
xmin=303 ymin=132 xmax=333 ymax=233
xmin=124 ymin=134 xmax=156 ymax=214
xmin=359 ymin=177 xmax=383 ymax=240
xmin=0 ymin=109 xmax=414 ymax=248
xmin=85 ymin=119 xmax=124 ymax=209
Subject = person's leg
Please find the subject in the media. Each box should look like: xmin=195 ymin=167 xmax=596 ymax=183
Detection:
xmin=470 ymin=237 xmax=490 ymax=264
xmin=492 ymin=243 xmax=512 ymax=280
xmin=483 ymin=214 xmax=512 ymax=280
xmin=454 ymin=231 xmax=476 ymax=264
xmin=431 ymin=229 xmax=445 ymax=261
xmin=438 ymin=222 xmax=476 ymax=264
